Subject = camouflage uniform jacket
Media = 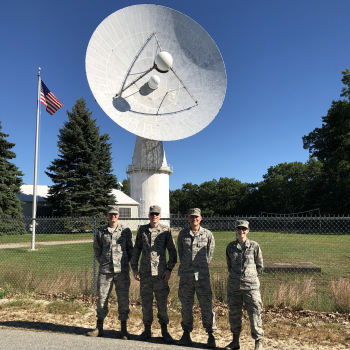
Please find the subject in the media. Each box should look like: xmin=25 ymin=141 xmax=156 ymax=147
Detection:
xmin=94 ymin=224 xmax=134 ymax=274
xmin=130 ymin=223 xmax=177 ymax=276
xmin=177 ymin=226 xmax=215 ymax=279
xmin=226 ymin=238 xmax=263 ymax=291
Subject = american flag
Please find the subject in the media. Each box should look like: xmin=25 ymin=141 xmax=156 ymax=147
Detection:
xmin=40 ymin=81 xmax=63 ymax=115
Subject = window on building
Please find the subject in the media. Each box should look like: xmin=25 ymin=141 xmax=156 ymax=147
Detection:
xmin=119 ymin=207 xmax=131 ymax=218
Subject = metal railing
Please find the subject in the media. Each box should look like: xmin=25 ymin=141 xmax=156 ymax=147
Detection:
xmin=126 ymin=163 xmax=173 ymax=174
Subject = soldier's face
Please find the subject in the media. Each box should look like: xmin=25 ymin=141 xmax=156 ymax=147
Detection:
xmin=235 ymin=226 xmax=249 ymax=242
xmin=107 ymin=213 xmax=119 ymax=226
xmin=149 ymin=212 xmax=161 ymax=225
xmin=188 ymin=215 xmax=202 ymax=227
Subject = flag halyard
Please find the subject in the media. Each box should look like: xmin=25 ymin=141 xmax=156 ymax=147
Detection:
xmin=40 ymin=81 xmax=63 ymax=115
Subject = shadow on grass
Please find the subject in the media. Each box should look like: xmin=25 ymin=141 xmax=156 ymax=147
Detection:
xmin=0 ymin=321 xmax=215 ymax=348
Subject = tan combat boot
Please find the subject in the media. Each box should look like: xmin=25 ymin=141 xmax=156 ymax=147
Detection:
xmin=177 ymin=331 xmax=193 ymax=345
xmin=254 ymin=339 xmax=263 ymax=350
xmin=86 ymin=319 xmax=104 ymax=337
xmin=161 ymin=323 xmax=173 ymax=343
xmin=120 ymin=320 xmax=130 ymax=340
xmin=207 ymin=331 xmax=216 ymax=348
xmin=225 ymin=333 xmax=240 ymax=350
xmin=138 ymin=325 xmax=152 ymax=341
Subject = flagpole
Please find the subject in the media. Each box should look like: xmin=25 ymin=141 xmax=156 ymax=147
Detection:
xmin=31 ymin=67 xmax=41 ymax=251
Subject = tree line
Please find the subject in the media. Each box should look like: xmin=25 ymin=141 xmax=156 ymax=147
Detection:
xmin=170 ymin=69 xmax=350 ymax=216
xmin=1 ymin=69 xmax=349 ymax=219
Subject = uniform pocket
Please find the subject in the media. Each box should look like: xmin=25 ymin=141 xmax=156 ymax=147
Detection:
xmin=197 ymin=237 xmax=208 ymax=247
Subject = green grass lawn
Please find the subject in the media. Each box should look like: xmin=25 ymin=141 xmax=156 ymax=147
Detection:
xmin=0 ymin=242 xmax=95 ymax=295
xmin=1 ymin=231 xmax=349 ymax=278
xmin=0 ymin=243 xmax=93 ymax=271
xmin=1 ymin=231 xmax=349 ymax=312
xmin=0 ymin=233 xmax=93 ymax=244
xmin=211 ymin=231 xmax=350 ymax=279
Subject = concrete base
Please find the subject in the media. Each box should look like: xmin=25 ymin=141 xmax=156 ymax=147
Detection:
xmin=264 ymin=262 xmax=321 ymax=273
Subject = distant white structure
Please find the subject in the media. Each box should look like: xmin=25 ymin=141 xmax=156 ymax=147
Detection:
xmin=126 ymin=137 xmax=173 ymax=218
xmin=17 ymin=185 xmax=139 ymax=217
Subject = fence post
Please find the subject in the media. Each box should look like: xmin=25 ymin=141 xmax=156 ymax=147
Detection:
xmin=318 ymin=208 xmax=321 ymax=232
xmin=93 ymin=217 xmax=97 ymax=296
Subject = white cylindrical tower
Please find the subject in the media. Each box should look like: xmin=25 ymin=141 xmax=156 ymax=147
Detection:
xmin=126 ymin=136 xmax=173 ymax=218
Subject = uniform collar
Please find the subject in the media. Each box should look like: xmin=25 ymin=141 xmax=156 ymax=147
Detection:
xmin=189 ymin=225 xmax=202 ymax=237
xmin=148 ymin=223 xmax=161 ymax=232
xmin=235 ymin=238 xmax=250 ymax=249
xmin=105 ymin=224 xmax=120 ymax=232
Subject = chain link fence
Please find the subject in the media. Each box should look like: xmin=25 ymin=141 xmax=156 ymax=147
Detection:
xmin=0 ymin=216 xmax=349 ymax=313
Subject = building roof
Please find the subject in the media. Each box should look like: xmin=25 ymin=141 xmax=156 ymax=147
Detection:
xmin=18 ymin=185 xmax=49 ymax=202
xmin=111 ymin=188 xmax=139 ymax=205
xmin=17 ymin=185 xmax=139 ymax=206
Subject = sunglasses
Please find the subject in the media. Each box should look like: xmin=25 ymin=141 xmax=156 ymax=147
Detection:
xmin=236 ymin=227 xmax=248 ymax=231
xmin=150 ymin=213 xmax=160 ymax=216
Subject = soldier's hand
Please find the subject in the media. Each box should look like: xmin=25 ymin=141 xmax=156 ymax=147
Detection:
xmin=162 ymin=270 xmax=171 ymax=283
xmin=134 ymin=271 xmax=141 ymax=281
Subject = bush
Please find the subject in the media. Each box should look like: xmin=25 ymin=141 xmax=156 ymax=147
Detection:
xmin=0 ymin=219 xmax=27 ymax=236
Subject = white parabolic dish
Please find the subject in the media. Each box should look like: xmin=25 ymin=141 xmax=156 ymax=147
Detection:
xmin=85 ymin=4 xmax=227 ymax=141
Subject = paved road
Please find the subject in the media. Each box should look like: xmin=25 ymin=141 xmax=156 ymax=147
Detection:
xmin=0 ymin=328 xmax=206 ymax=350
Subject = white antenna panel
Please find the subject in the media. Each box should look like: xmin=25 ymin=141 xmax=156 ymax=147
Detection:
xmin=86 ymin=4 xmax=227 ymax=141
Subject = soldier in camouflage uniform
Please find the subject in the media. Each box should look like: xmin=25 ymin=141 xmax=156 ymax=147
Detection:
xmin=87 ymin=205 xmax=134 ymax=340
xmin=177 ymin=208 xmax=216 ymax=348
xmin=130 ymin=205 xmax=177 ymax=343
xmin=225 ymin=220 xmax=264 ymax=350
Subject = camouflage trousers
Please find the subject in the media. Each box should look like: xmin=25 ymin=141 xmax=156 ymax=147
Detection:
xmin=227 ymin=285 xmax=264 ymax=340
xmin=178 ymin=276 xmax=216 ymax=333
xmin=140 ymin=275 xmax=170 ymax=326
xmin=96 ymin=272 xmax=130 ymax=321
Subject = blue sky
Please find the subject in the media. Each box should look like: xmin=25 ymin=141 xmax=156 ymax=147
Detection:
xmin=1 ymin=0 xmax=349 ymax=191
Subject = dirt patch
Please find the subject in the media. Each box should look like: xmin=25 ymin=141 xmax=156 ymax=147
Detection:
xmin=0 ymin=295 xmax=349 ymax=349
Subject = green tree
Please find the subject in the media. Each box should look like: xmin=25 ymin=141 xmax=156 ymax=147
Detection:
xmin=45 ymin=98 xmax=118 ymax=217
xmin=245 ymin=158 xmax=323 ymax=214
xmin=303 ymin=69 xmax=350 ymax=213
xmin=170 ymin=178 xmax=248 ymax=216
xmin=170 ymin=183 xmax=200 ymax=215
xmin=214 ymin=177 xmax=249 ymax=215
xmin=340 ymin=68 xmax=350 ymax=99
xmin=120 ymin=178 xmax=130 ymax=196
xmin=0 ymin=121 xmax=26 ymax=234
xmin=198 ymin=178 xmax=249 ymax=216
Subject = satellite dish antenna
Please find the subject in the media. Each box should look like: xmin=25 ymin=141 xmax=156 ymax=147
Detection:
xmin=86 ymin=5 xmax=226 ymax=217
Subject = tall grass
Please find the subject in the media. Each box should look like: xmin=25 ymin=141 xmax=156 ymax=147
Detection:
xmin=211 ymin=273 xmax=228 ymax=302
xmin=2 ymin=267 xmax=350 ymax=314
xmin=330 ymin=278 xmax=350 ymax=313
xmin=0 ymin=266 xmax=94 ymax=295
xmin=269 ymin=277 xmax=316 ymax=308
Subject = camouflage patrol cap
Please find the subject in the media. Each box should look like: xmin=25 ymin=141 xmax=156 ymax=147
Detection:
xmin=188 ymin=208 xmax=201 ymax=216
xmin=235 ymin=220 xmax=249 ymax=229
xmin=107 ymin=205 xmax=119 ymax=214
xmin=149 ymin=205 xmax=161 ymax=213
